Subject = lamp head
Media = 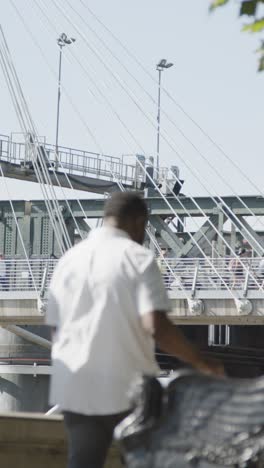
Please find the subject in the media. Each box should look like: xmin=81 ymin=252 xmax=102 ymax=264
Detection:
xmin=57 ymin=33 xmax=76 ymax=47
xmin=156 ymin=58 xmax=174 ymax=70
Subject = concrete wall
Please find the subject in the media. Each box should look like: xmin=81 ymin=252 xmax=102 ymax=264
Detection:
xmin=0 ymin=326 xmax=50 ymax=413
xmin=0 ymin=412 xmax=122 ymax=468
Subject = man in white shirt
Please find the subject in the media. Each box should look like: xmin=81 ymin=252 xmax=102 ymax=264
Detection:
xmin=46 ymin=192 xmax=223 ymax=468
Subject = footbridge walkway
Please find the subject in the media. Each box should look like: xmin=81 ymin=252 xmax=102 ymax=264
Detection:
xmin=0 ymin=257 xmax=263 ymax=325
xmin=0 ymin=134 xmax=158 ymax=194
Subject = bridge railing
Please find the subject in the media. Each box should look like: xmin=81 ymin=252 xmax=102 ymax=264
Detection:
xmin=0 ymin=259 xmax=56 ymax=293
xmin=159 ymin=257 xmax=263 ymax=293
xmin=44 ymin=143 xmax=137 ymax=184
xmin=0 ymin=134 xmax=178 ymax=191
xmin=0 ymin=258 xmax=263 ymax=297
xmin=0 ymin=135 xmax=139 ymax=187
xmin=0 ymin=134 xmax=9 ymax=160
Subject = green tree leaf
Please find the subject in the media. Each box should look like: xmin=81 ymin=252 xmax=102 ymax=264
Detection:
xmin=209 ymin=0 xmax=230 ymax=12
xmin=243 ymin=17 xmax=264 ymax=32
xmin=258 ymin=55 xmax=264 ymax=71
xmin=240 ymin=1 xmax=257 ymax=16
xmin=209 ymin=0 xmax=264 ymax=71
xmin=256 ymin=39 xmax=264 ymax=53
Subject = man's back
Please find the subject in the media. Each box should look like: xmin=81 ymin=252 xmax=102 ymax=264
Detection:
xmin=47 ymin=193 xmax=224 ymax=468
xmin=47 ymin=226 xmax=169 ymax=415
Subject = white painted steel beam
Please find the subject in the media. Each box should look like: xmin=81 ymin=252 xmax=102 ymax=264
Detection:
xmin=75 ymin=218 xmax=91 ymax=238
xmin=0 ymin=296 xmax=262 ymax=325
xmin=0 ymin=365 xmax=51 ymax=375
xmin=170 ymin=316 xmax=264 ymax=325
xmin=1 ymin=325 xmax=51 ymax=349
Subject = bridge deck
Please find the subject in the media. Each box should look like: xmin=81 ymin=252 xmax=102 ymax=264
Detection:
xmin=0 ymin=134 xmax=143 ymax=194
xmin=0 ymin=258 xmax=262 ymax=324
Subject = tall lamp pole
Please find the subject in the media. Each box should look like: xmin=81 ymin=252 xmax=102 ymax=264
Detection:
xmin=55 ymin=33 xmax=76 ymax=155
xmin=156 ymin=59 xmax=173 ymax=174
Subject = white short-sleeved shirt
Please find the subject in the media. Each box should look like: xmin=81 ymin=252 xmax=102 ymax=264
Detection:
xmin=46 ymin=226 xmax=170 ymax=415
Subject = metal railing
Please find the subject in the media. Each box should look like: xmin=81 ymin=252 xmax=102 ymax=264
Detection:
xmin=0 ymin=134 xmax=9 ymax=160
xmin=0 ymin=134 xmax=178 ymax=192
xmin=0 ymin=134 xmax=138 ymax=186
xmin=158 ymin=257 xmax=264 ymax=294
xmin=0 ymin=259 xmax=56 ymax=293
xmin=0 ymin=257 xmax=263 ymax=297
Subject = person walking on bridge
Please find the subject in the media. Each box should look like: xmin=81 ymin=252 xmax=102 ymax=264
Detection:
xmin=46 ymin=192 xmax=223 ymax=468
xmin=0 ymin=254 xmax=7 ymax=291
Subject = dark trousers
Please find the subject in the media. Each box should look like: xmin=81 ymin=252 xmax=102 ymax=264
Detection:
xmin=64 ymin=411 xmax=128 ymax=468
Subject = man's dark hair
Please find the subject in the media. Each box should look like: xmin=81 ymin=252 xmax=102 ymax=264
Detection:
xmin=104 ymin=192 xmax=148 ymax=221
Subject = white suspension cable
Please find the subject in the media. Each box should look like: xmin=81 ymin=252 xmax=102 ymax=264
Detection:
xmin=0 ymin=37 xmax=66 ymax=252
xmin=0 ymin=22 xmax=72 ymax=253
xmin=32 ymin=0 xmax=217 ymax=259
xmin=0 ymin=165 xmax=39 ymax=295
xmin=136 ymin=157 xmax=264 ymax=293
xmin=78 ymin=0 xmax=264 ymax=210
xmin=9 ymin=0 xmax=133 ymax=251
xmin=8 ymin=0 xmax=131 ymax=248
xmin=0 ymin=57 xmax=67 ymax=258
xmin=107 ymin=152 xmax=237 ymax=299
xmin=31 ymin=0 xmax=226 ymax=259
xmin=0 ymin=36 xmax=65 ymax=255
xmin=0 ymin=47 xmax=66 ymax=255
xmin=47 ymin=166 xmax=84 ymax=240
xmin=57 ymin=0 xmax=264 ymax=256
xmin=107 ymin=165 xmax=192 ymax=302
xmin=6 ymin=3 xmax=262 ymax=294
xmin=32 ymin=0 xmax=143 ymax=157
xmin=9 ymin=1 xmax=214 ymax=262
xmin=11 ymin=1 xmax=247 ymax=293
xmin=11 ymin=1 xmax=103 ymax=155
xmin=12 ymin=0 xmax=126 ymax=240
xmin=48 ymin=0 xmax=264 ymax=256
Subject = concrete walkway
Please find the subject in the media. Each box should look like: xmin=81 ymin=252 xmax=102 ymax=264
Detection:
xmin=0 ymin=412 xmax=122 ymax=468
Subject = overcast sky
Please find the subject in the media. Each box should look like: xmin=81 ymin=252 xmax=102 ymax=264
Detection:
xmin=0 ymin=0 xmax=264 ymax=200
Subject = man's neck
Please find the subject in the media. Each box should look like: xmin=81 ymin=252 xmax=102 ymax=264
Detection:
xmin=104 ymin=217 xmax=119 ymax=229
xmin=104 ymin=218 xmax=132 ymax=239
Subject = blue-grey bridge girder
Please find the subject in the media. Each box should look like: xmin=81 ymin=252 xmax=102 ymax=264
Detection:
xmin=149 ymin=215 xmax=184 ymax=254
xmin=146 ymin=196 xmax=264 ymax=217
xmin=0 ymin=196 xmax=264 ymax=218
xmin=1 ymin=196 xmax=264 ymax=220
xmin=171 ymin=214 xmax=222 ymax=258
xmin=1 ymin=197 xmax=263 ymax=258
xmin=2 ymin=195 xmax=260 ymax=219
xmin=70 ymin=195 xmax=264 ymax=218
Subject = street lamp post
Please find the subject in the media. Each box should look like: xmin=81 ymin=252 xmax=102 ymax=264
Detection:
xmin=55 ymin=33 xmax=76 ymax=155
xmin=156 ymin=59 xmax=173 ymax=175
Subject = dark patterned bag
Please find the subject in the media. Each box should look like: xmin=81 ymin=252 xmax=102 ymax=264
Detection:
xmin=115 ymin=371 xmax=264 ymax=468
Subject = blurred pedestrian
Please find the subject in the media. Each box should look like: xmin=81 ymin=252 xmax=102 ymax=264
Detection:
xmin=0 ymin=254 xmax=7 ymax=291
xmin=47 ymin=192 xmax=224 ymax=468
xmin=257 ymin=257 xmax=264 ymax=288
xmin=229 ymin=247 xmax=248 ymax=289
